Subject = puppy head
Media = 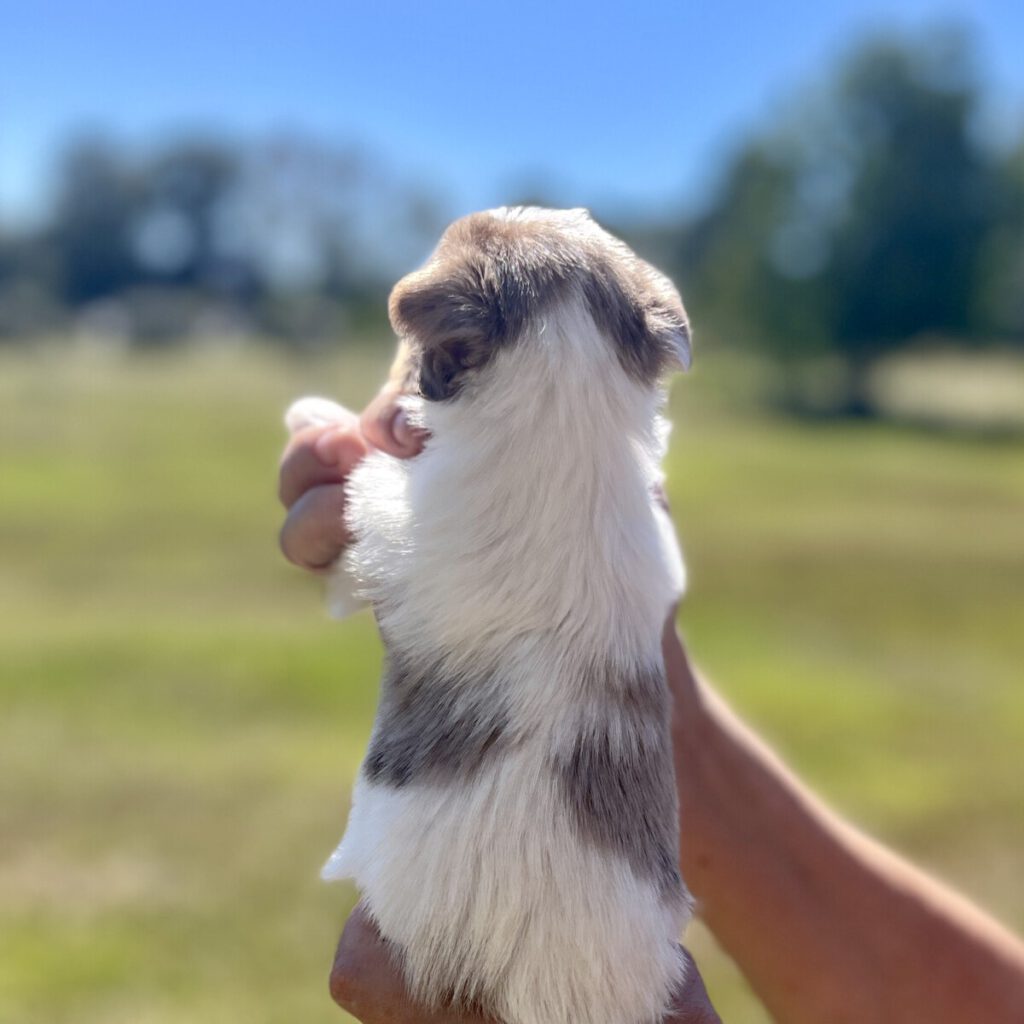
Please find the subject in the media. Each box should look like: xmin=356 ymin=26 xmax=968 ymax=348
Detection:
xmin=387 ymin=207 xmax=691 ymax=402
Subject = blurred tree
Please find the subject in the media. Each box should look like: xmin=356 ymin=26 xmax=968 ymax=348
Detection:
xmin=979 ymin=138 xmax=1024 ymax=338
xmin=18 ymin=132 xmax=444 ymax=344
xmin=50 ymin=138 xmax=143 ymax=305
xmin=0 ymin=227 xmax=63 ymax=338
xmin=134 ymin=142 xmax=242 ymax=288
xmin=680 ymin=30 xmax=1003 ymax=414
xmin=46 ymin=136 xmax=262 ymax=341
xmin=3 ymin=28 xmax=1017 ymax=370
xmin=229 ymin=134 xmax=445 ymax=343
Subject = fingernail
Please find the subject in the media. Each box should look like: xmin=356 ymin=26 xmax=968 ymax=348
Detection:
xmin=392 ymin=409 xmax=414 ymax=448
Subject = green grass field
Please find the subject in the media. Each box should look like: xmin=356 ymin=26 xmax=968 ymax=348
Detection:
xmin=1 ymin=344 xmax=1022 ymax=1023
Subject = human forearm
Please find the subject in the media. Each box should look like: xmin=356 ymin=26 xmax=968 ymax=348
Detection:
xmin=666 ymin=623 xmax=1024 ymax=1023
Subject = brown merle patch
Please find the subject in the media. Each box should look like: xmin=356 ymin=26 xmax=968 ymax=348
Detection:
xmin=553 ymin=661 xmax=684 ymax=898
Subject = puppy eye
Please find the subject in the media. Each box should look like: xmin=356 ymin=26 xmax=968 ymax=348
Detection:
xmin=419 ymin=345 xmax=464 ymax=401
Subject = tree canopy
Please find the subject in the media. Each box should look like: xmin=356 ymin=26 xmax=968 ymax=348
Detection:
xmin=0 ymin=29 xmax=1021 ymax=414
xmin=674 ymin=30 xmax=1021 ymax=411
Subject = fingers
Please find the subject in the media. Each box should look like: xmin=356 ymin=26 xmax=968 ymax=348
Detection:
xmin=330 ymin=904 xmax=474 ymax=1023
xmin=278 ymin=424 xmax=368 ymax=510
xmin=279 ymin=484 xmax=351 ymax=570
xmin=360 ymin=384 xmax=427 ymax=458
xmin=278 ymin=385 xmax=427 ymax=577
xmin=329 ymin=905 xmax=394 ymax=1019
xmin=279 ymin=385 xmax=425 ymax=511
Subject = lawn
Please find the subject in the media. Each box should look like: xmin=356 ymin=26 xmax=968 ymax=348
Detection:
xmin=1 ymin=344 xmax=1021 ymax=1023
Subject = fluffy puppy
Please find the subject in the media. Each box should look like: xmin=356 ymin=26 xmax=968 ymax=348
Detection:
xmin=291 ymin=207 xmax=693 ymax=1024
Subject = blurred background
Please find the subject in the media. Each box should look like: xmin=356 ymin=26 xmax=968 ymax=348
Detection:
xmin=1 ymin=2 xmax=1022 ymax=1022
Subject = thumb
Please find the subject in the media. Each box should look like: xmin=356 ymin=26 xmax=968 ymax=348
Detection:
xmin=360 ymin=386 xmax=428 ymax=458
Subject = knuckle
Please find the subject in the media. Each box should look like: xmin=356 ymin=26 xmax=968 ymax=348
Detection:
xmin=329 ymin=947 xmax=382 ymax=1018
xmin=328 ymin=962 xmax=361 ymax=1009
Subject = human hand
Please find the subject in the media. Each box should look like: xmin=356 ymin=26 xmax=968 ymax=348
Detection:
xmin=330 ymin=903 xmax=721 ymax=1023
xmin=278 ymin=383 xmax=426 ymax=571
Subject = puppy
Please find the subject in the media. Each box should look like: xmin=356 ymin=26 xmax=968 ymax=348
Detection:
xmin=290 ymin=207 xmax=692 ymax=1024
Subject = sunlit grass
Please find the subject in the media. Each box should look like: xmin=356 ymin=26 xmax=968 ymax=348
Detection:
xmin=1 ymin=344 xmax=1021 ymax=1023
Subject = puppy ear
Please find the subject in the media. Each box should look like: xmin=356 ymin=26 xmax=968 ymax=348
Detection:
xmin=647 ymin=301 xmax=692 ymax=373
xmin=389 ymin=261 xmax=524 ymax=401
xmin=638 ymin=261 xmax=692 ymax=374
xmin=583 ymin=256 xmax=693 ymax=381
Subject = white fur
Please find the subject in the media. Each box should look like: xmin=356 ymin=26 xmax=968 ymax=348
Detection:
xmin=326 ymin=765 xmax=683 ymax=1024
xmin=320 ymin=297 xmax=689 ymax=1024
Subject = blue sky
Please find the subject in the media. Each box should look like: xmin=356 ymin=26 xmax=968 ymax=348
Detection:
xmin=3 ymin=0 xmax=1023 ymax=225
